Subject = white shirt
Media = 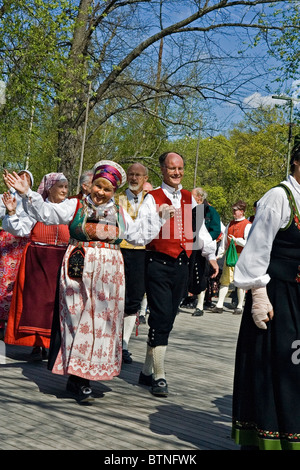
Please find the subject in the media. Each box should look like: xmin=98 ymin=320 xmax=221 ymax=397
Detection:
xmin=136 ymin=182 xmax=216 ymax=260
xmin=234 ymin=175 xmax=300 ymax=290
xmin=1 ymin=189 xmax=35 ymax=237
xmin=125 ymin=188 xmax=143 ymax=209
xmin=2 ymin=197 xmax=70 ymax=238
xmin=20 ymin=189 xmax=165 ymax=247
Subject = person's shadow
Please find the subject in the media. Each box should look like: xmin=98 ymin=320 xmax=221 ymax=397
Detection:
xmin=148 ymin=397 xmax=238 ymax=450
xmin=1 ymin=344 xmax=112 ymax=402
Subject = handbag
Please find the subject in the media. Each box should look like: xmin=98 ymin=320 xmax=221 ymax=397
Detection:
xmin=226 ymin=238 xmax=238 ymax=267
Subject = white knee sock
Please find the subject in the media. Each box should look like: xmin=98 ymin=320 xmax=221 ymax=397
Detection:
xmin=236 ymin=288 xmax=246 ymax=309
xmin=196 ymin=290 xmax=206 ymax=310
xmin=216 ymin=285 xmax=229 ymax=308
xmin=142 ymin=344 xmax=154 ymax=376
xmin=122 ymin=315 xmax=136 ymax=350
xmin=153 ymin=345 xmax=167 ymax=380
xmin=139 ymin=295 xmax=147 ymax=316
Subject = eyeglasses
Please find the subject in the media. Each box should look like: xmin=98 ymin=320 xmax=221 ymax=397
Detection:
xmin=127 ymin=173 xmax=146 ymax=178
xmin=163 ymin=166 xmax=184 ymax=172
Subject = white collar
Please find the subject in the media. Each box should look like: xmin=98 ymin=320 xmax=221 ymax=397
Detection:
xmin=288 ymin=174 xmax=300 ymax=196
xmin=126 ymin=188 xmax=142 ymax=200
xmin=45 ymin=197 xmax=67 ymax=205
xmin=86 ymin=195 xmax=114 ymax=208
xmin=161 ymin=181 xmax=182 ymax=194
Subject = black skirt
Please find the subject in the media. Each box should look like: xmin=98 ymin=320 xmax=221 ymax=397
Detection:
xmin=232 ymin=278 xmax=300 ymax=450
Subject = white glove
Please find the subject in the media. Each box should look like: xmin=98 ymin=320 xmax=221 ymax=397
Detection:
xmin=251 ymin=287 xmax=274 ymax=330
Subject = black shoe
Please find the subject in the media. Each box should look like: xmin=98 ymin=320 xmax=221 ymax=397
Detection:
xmin=233 ymin=308 xmax=242 ymax=315
xmin=151 ymin=378 xmax=168 ymax=397
xmin=122 ymin=349 xmax=132 ymax=364
xmin=192 ymin=308 xmax=203 ymax=316
xmin=29 ymin=347 xmax=42 ymax=362
xmin=66 ymin=376 xmax=94 ymax=403
xmin=211 ymin=306 xmax=223 ymax=313
xmin=138 ymin=371 xmax=153 ymax=386
xmin=42 ymin=348 xmax=48 ymax=360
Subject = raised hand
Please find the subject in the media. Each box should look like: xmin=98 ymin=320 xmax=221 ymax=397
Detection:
xmin=2 ymin=191 xmax=17 ymax=215
xmin=3 ymin=171 xmax=29 ymax=195
xmin=3 ymin=169 xmax=11 ymax=189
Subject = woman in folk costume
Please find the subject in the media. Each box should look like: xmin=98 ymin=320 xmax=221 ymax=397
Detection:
xmin=3 ymin=173 xmax=69 ymax=361
xmin=232 ymin=136 xmax=300 ymax=450
xmin=5 ymin=161 xmax=172 ymax=403
xmin=0 ymin=170 xmax=34 ymax=340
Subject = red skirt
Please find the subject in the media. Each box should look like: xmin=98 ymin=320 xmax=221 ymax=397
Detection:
xmin=5 ymin=242 xmax=67 ymax=348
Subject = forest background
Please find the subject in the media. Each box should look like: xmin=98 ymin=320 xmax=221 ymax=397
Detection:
xmin=1 ymin=0 xmax=300 ymax=223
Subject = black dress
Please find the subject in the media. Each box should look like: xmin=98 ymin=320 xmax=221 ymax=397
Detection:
xmin=232 ymin=184 xmax=300 ymax=450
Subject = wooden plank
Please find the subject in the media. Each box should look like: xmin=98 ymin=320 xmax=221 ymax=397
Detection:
xmin=0 ymin=301 xmax=241 ymax=450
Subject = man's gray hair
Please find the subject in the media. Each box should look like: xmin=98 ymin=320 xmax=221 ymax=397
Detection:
xmin=80 ymin=170 xmax=93 ymax=187
xmin=193 ymin=187 xmax=207 ymax=201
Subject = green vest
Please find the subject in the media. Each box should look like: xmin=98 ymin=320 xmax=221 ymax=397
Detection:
xmin=69 ymin=199 xmax=125 ymax=244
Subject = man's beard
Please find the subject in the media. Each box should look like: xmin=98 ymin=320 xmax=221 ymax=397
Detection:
xmin=128 ymin=183 xmax=140 ymax=192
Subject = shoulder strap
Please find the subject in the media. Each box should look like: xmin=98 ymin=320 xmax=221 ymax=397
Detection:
xmin=276 ymin=183 xmax=299 ymax=231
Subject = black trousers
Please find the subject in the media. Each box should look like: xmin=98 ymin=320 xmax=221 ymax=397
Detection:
xmin=145 ymin=251 xmax=189 ymax=347
xmin=121 ymin=248 xmax=146 ymax=316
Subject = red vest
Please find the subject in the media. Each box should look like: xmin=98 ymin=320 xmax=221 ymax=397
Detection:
xmin=227 ymin=218 xmax=251 ymax=254
xmin=146 ymin=188 xmax=194 ymax=258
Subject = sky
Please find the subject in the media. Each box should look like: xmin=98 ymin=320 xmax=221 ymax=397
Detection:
xmin=159 ymin=1 xmax=299 ymax=135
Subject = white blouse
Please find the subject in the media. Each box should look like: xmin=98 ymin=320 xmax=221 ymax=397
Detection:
xmin=1 ymin=189 xmax=35 ymax=237
xmin=19 ymin=183 xmax=216 ymax=258
xmin=20 ymin=189 xmax=165 ymax=247
xmin=234 ymin=175 xmax=300 ymax=290
xmin=2 ymin=197 xmax=72 ymax=238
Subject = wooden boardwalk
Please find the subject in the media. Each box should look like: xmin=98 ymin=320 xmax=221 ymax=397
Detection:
xmin=0 ymin=299 xmax=241 ymax=451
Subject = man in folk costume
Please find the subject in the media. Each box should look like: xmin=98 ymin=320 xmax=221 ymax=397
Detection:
xmin=180 ymin=187 xmax=222 ymax=316
xmin=212 ymin=200 xmax=252 ymax=315
xmin=138 ymin=151 xmax=219 ymax=397
xmin=115 ymin=163 xmax=150 ymax=364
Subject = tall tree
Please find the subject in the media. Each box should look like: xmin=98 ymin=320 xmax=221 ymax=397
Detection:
xmin=0 ymin=0 xmax=297 ymax=189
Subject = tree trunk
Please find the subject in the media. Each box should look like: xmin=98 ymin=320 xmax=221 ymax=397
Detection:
xmin=58 ymin=122 xmax=84 ymax=192
xmin=55 ymin=0 xmax=92 ymax=190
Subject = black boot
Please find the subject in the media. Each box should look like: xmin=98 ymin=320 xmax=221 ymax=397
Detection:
xmin=66 ymin=375 xmax=94 ymax=403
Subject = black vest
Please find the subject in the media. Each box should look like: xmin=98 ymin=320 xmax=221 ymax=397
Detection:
xmin=267 ymin=184 xmax=300 ymax=283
